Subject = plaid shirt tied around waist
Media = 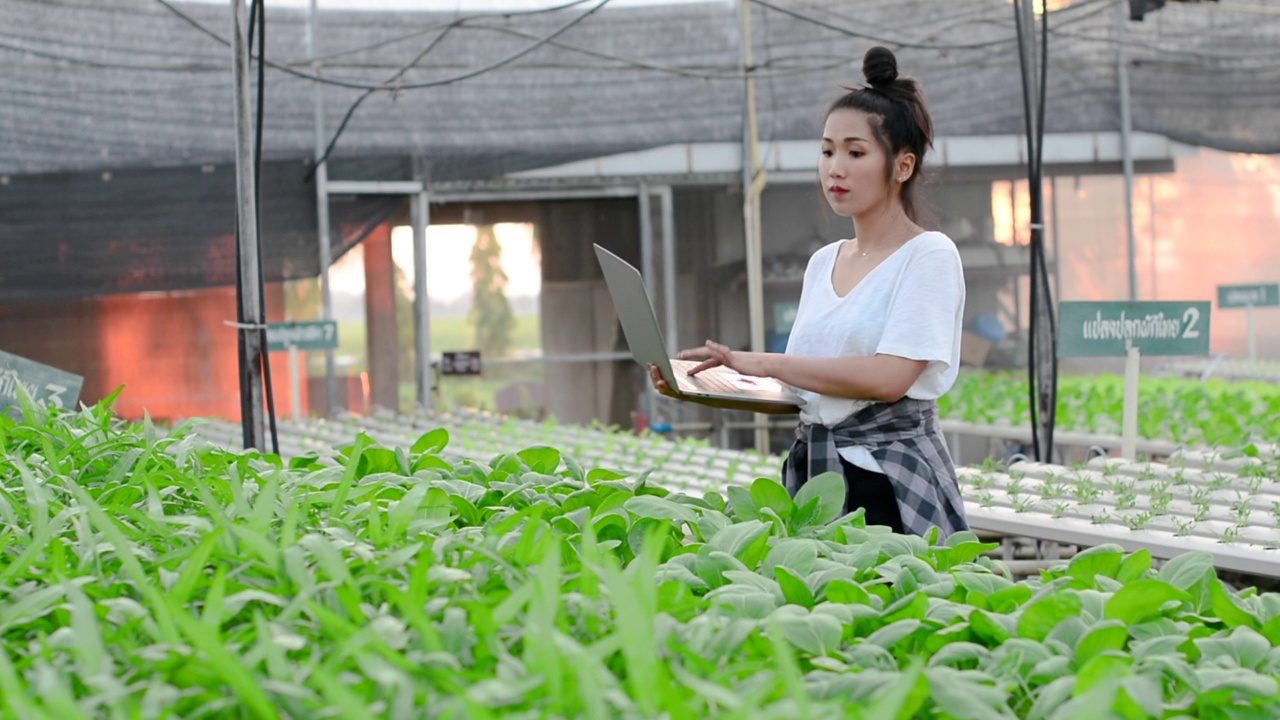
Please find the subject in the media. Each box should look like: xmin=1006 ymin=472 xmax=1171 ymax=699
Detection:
xmin=782 ymin=397 xmax=969 ymax=540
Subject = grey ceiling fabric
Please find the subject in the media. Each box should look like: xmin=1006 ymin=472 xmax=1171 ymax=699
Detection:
xmin=3 ymin=0 xmax=1277 ymax=177
xmin=0 ymin=0 xmax=1276 ymax=301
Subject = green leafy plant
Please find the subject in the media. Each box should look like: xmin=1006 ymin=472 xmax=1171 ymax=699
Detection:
xmin=5 ymin=401 xmax=1280 ymax=719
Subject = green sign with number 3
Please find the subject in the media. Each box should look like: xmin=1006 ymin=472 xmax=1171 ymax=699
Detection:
xmin=1058 ymin=301 xmax=1211 ymax=357
xmin=0 ymin=349 xmax=85 ymax=414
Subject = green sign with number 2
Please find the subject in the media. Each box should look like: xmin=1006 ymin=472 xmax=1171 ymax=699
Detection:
xmin=1058 ymin=301 xmax=1211 ymax=357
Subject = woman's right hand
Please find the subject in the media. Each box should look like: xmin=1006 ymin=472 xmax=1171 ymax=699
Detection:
xmin=649 ymin=361 xmax=799 ymax=415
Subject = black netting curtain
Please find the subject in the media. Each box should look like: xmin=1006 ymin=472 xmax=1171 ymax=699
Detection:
xmin=0 ymin=159 xmax=399 ymax=303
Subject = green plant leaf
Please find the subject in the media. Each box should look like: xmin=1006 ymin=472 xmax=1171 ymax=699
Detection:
xmin=761 ymin=538 xmax=820 ymax=580
xmin=707 ymin=520 xmax=772 ymax=560
xmin=517 ymin=446 xmax=561 ymax=474
xmin=768 ymin=604 xmax=839 ymax=655
xmin=624 ymin=495 xmax=698 ymax=526
xmin=750 ymin=478 xmax=794 ymax=520
xmin=923 ymin=666 xmax=1012 ymax=720
xmin=726 ymin=485 xmax=760 ymax=521
xmin=1018 ymin=591 xmax=1082 ymax=642
xmin=410 ymin=427 xmax=449 ymax=454
xmin=1209 ymin=579 xmax=1261 ymax=630
xmin=1104 ymin=579 xmax=1190 ymax=625
xmin=1066 ymin=544 xmax=1124 ymax=587
xmin=1158 ymin=551 xmax=1215 ymax=591
xmin=1074 ymin=653 xmax=1132 ymax=696
xmin=927 ymin=641 xmax=989 ymax=669
xmin=1194 ymin=626 xmax=1272 ymax=671
xmin=1195 ymin=667 xmax=1279 ymax=700
xmin=694 ymin=546 xmax=749 ymax=589
xmin=775 ymin=565 xmax=815 ymax=609
xmin=860 ymin=662 xmax=928 ymax=720
xmin=705 ymin=585 xmax=777 ymax=618
xmin=826 ymin=578 xmax=873 ymax=606
xmin=986 ymin=585 xmax=1033 ymax=614
xmin=793 ymin=472 xmax=845 ymax=527
xmin=969 ymin=609 xmax=1014 ymax=646
xmin=1115 ymin=549 xmax=1152 ymax=583
xmin=1074 ymin=621 xmax=1128 ymax=667
xmin=955 ymin=572 xmax=1015 ymax=597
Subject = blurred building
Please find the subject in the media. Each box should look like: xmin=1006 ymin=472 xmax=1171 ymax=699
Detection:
xmin=1 ymin=0 xmax=1277 ymax=441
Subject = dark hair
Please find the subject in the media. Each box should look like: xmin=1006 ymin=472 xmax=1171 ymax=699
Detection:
xmin=827 ymin=47 xmax=934 ymax=221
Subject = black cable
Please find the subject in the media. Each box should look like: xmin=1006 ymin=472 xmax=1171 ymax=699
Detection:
xmin=306 ymin=0 xmax=612 ymax=175
xmin=305 ymin=22 xmax=459 ymax=181
xmin=443 ymin=23 xmax=843 ymax=80
xmin=749 ymin=0 xmax=1020 ymax=51
xmin=1012 ymin=0 xmax=1040 ymax=462
xmin=298 ymin=0 xmax=601 ymax=65
xmin=1037 ymin=0 xmax=1058 ymax=460
xmin=1013 ymin=0 xmax=1058 ymax=463
xmin=154 ymin=0 xmax=614 ymax=92
xmin=249 ymin=0 xmax=280 ymax=457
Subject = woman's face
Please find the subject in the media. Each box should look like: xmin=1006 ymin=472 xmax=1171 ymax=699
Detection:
xmin=819 ymin=109 xmax=897 ymax=218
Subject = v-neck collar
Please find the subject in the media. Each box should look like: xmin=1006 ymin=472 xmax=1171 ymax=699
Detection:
xmin=827 ymin=231 xmax=927 ymax=300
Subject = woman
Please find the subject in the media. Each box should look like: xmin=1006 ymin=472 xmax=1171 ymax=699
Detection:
xmin=649 ymin=46 xmax=967 ymax=539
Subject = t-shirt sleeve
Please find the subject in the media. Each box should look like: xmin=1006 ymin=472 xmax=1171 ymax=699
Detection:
xmin=875 ymin=247 xmax=964 ymax=369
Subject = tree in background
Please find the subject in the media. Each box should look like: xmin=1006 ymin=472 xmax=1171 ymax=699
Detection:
xmin=469 ymin=225 xmax=514 ymax=360
xmin=395 ymin=262 xmax=416 ymax=385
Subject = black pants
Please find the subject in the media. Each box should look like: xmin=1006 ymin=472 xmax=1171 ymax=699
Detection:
xmin=784 ymin=443 xmax=905 ymax=534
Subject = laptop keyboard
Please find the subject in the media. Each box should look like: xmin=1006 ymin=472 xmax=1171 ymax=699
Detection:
xmin=670 ymin=360 xmax=746 ymax=394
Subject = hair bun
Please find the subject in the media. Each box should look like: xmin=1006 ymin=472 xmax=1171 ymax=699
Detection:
xmin=862 ymin=46 xmax=898 ymax=88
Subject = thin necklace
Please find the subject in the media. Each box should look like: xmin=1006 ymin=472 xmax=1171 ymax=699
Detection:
xmin=856 ymin=223 xmax=915 ymax=257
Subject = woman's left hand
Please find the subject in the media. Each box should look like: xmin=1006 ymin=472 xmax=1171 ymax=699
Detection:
xmin=685 ymin=340 xmax=773 ymax=378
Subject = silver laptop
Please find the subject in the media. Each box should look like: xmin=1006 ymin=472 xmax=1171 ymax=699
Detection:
xmin=594 ymin=244 xmax=803 ymax=408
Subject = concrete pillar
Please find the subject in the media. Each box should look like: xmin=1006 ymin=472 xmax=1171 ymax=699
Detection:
xmin=362 ymin=223 xmax=401 ymax=413
xmin=538 ymin=199 xmax=640 ymax=427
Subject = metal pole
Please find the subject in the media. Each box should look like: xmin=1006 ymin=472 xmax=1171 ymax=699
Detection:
xmin=1017 ymin=0 xmax=1040 ymax=158
xmin=639 ymin=183 xmax=654 ymax=286
xmin=307 ymin=0 xmax=337 ymax=416
xmin=1149 ymin=176 xmax=1158 ymax=300
xmin=412 ymin=190 xmax=433 ymax=410
xmin=231 ymin=0 xmax=265 ymax=450
xmin=1009 ymin=181 xmax=1022 ymax=330
xmin=1118 ymin=4 xmax=1138 ymax=301
xmin=289 ymin=345 xmax=302 ymax=421
xmin=658 ymin=185 xmax=680 ymax=429
xmin=1050 ymin=175 xmax=1062 ymax=299
xmin=1121 ymin=346 xmax=1140 ymax=460
xmin=740 ymin=0 xmax=769 ymax=454
xmin=638 ymin=183 xmax=659 ymax=425
xmin=660 ymin=186 xmax=678 ymax=350
xmin=1247 ymin=304 xmax=1257 ymax=362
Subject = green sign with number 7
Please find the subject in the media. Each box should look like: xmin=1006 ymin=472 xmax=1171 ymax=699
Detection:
xmin=0 ymin=349 xmax=85 ymax=414
xmin=1058 ymin=301 xmax=1212 ymax=357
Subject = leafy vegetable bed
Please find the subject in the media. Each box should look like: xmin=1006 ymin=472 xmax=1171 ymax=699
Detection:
xmin=4 ymin=401 xmax=1280 ymax=718
xmin=940 ymin=372 xmax=1280 ymax=447
xmin=195 ymin=408 xmax=779 ymax=497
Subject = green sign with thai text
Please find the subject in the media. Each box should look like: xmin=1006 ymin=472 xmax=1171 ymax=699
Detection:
xmin=1217 ymin=283 xmax=1280 ymax=309
xmin=266 ymin=321 xmax=338 ymax=352
xmin=1058 ymin=301 xmax=1211 ymax=357
xmin=0 ymin=349 xmax=84 ymax=413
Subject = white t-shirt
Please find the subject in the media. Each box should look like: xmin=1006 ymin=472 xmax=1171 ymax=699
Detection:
xmin=783 ymin=231 xmax=966 ymax=472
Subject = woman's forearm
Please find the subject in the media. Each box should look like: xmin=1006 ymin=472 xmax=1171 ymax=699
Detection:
xmin=762 ymin=353 xmax=927 ymax=403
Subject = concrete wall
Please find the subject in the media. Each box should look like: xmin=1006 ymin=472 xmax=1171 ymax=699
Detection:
xmin=537 ymin=199 xmax=641 ymax=427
